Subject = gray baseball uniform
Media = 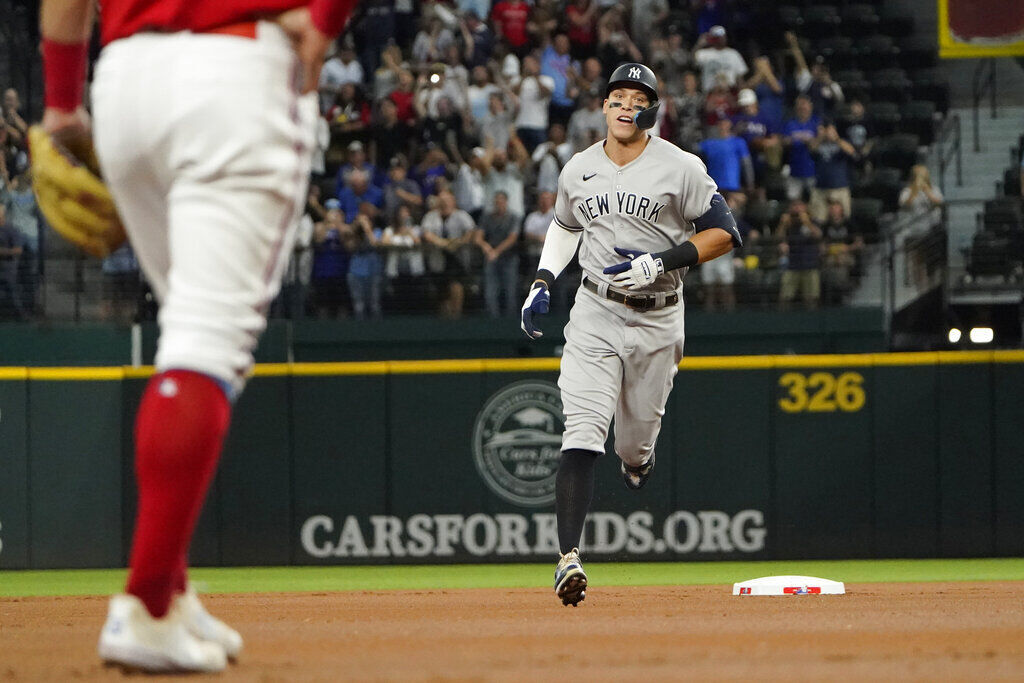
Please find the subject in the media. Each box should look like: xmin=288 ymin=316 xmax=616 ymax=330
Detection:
xmin=553 ymin=136 xmax=717 ymax=465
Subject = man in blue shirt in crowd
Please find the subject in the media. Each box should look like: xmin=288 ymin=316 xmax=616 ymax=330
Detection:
xmin=732 ymin=88 xmax=782 ymax=186
xmin=540 ymin=33 xmax=578 ymax=127
xmin=783 ymin=94 xmax=819 ymax=201
xmin=337 ymin=169 xmax=384 ymax=223
xmin=808 ymin=119 xmax=857 ymax=222
xmin=699 ymin=116 xmax=754 ymax=195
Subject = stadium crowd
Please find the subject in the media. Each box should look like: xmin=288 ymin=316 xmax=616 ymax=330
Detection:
xmin=1 ymin=0 xmax=944 ymax=321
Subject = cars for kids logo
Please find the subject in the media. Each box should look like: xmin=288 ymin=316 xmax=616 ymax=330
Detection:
xmin=472 ymin=381 xmax=564 ymax=507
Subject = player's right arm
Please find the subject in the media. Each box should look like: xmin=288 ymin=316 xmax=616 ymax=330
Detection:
xmin=39 ymin=0 xmax=93 ymax=137
xmin=521 ymin=172 xmax=582 ymax=339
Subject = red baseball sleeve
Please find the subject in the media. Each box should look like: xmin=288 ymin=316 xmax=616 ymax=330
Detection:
xmin=309 ymin=0 xmax=359 ymax=37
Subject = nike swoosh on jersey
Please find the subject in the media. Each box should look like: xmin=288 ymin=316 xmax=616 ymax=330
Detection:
xmin=583 ymin=173 xmax=597 ymax=181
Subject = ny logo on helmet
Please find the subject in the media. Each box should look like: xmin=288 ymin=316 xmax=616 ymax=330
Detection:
xmin=629 ymin=66 xmax=641 ymax=79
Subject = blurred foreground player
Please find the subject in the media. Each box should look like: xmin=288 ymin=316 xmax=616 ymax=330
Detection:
xmin=36 ymin=0 xmax=357 ymax=673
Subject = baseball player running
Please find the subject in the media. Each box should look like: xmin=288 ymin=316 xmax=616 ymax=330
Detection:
xmin=36 ymin=0 xmax=356 ymax=672
xmin=520 ymin=63 xmax=742 ymax=607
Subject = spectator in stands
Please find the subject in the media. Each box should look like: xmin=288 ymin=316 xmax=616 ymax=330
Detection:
xmin=523 ymin=190 xmax=554 ymax=274
xmin=743 ymin=56 xmax=785 ymax=130
xmin=783 ymin=95 xmax=819 ymax=201
xmin=527 ymin=0 xmax=561 ymax=49
xmin=700 ymin=199 xmax=737 ymax=312
xmin=336 ymin=141 xmax=382 ymax=197
xmin=694 ymin=0 xmax=728 ymax=37
xmin=727 ymin=191 xmax=759 ymax=246
xmin=381 ymin=205 xmax=426 ymax=309
xmin=2 ymin=88 xmax=27 ymax=148
xmin=649 ymin=30 xmax=693 ymax=100
xmin=480 ymin=91 xmax=513 ymax=151
xmin=338 ymin=168 xmax=384 ymax=222
xmin=419 ymin=95 xmax=468 ymax=150
xmin=675 ymin=70 xmax=704 ymax=154
xmin=411 ymin=146 xmax=451 ymax=197
xmin=541 ymin=34 xmax=580 ymax=127
xmin=703 ymin=72 xmax=737 ymax=127
xmin=0 ymin=203 xmax=23 ymax=320
xmin=460 ymin=11 xmax=495 ymax=70
xmin=442 ymin=45 xmax=472 ymax=113
xmin=383 ymin=156 xmax=424 ymax=222
xmin=1 ymin=171 xmax=39 ymax=315
xmin=595 ymin=7 xmax=642 ymax=76
xmin=412 ymin=15 xmax=456 ymax=64
xmin=693 ymin=25 xmax=748 ymax=93
xmin=452 ymin=145 xmax=488 ymax=221
xmin=394 ymin=0 xmax=418 ymax=48
xmin=565 ymin=0 xmax=599 ymax=59
xmin=700 ymin=117 xmax=754 ymax=195
xmin=389 ymin=69 xmax=419 ymax=126
xmin=732 ymin=88 xmax=782 ymax=186
xmin=351 ymin=0 xmax=396 ymax=78
xmin=475 ymin=190 xmax=521 ymax=317
xmin=513 ymin=55 xmax=556 ymax=152
xmin=574 ymin=57 xmax=606 ymax=101
xmin=777 ymin=199 xmax=823 ymax=309
xmin=482 ymin=133 xmax=529 ymax=218
xmin=319 ymin=45 xmax=364 ymax=113
xmin=898 ymin=164 xmax=945 ymax=230
xmin=467 ymin=66 xmax=500 ymax=126
xmin=808 ymin=120 xmax=856 ymax=222
xmin=371 ymin=98 xmax=412 ymax=170
xmin=567 ymin=92 xmax=606 ymax=152
xmin=629 ymin=0 xmax=670 ymax=57
xmin=840 ymin=99 xmax=874 ymax=176
xmin=312 ymin=202 xmax=352 ymax=319
xmin=421 ymin=190 xmax=478 ymax=317
xmin=372 ymin=44 xmax=405 ymax=100
xmin=787 ymin=33 xmax=844 ymax=117
xmin=820 ymin=198 xmax=863 ymax=302
xmin=532 ymin=123 xmax=573 ymax=194
xmin=347 ymin=204 xmax=384 ymax=319
xmin=326 ymin=82 xmax=372 ymax=145
xmin=491 ymin=0 xmax=532 ymax=57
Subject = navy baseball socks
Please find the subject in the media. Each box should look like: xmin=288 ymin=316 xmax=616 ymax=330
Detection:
xmin=554 ymin=449 xmax=598 ymax=606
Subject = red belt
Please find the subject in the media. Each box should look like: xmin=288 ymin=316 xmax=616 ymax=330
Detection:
xmin=202 ymin=20 xmax=258 ymax=39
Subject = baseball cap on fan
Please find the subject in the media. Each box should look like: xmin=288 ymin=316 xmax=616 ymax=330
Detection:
xmin=738 ymin=89 xmax=757 ymax=107
xmin=708 ymin=25 xmax=726 ymax=45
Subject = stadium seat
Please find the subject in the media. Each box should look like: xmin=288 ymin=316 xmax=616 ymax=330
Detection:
xmin=897 ymin=35 xmax=939 ymax=70
xmin=910 ymin=68 xmax=950 ymax=114
xmin=850 ymin=197 xmax=884 ymax=240
xmin=878 ymin=6 xmax=915 ymax=38
xmin=864 ymin=167 xmax=905 ymax=212
xmin=866 ymin=102 xmax=901 ymax=136
xmin=744 ymin=200 xmax=775 ymax=233
xmin=803 ymin=5 xmax=841 ymax=36
xmin=899 ymin=100 xmax=937 ymax=145
xmin=832 ymin=69 xmax=870 ymax=102
xmin=816 ymin=36 xmax=858 ymax=70
xmin=841 ymin=4 xmax=881 ymax=37
xmin=968 ymin=232 xmax=1012 ymax=279
xmin=857 ymin=34 xmax=899 ymax=71
xmin=871 ymin=134 xmax=921 ymax=170
xmin=869 ymin=68 xmax=914 ymax=104
xmin=765 ymin=175 xmax=789 ymax=202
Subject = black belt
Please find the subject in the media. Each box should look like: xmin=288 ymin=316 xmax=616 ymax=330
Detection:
xmin=582 ymin=277 xmax=679 ymax=311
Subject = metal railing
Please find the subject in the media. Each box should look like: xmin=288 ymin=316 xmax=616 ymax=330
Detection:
xmin=971 ymin=58 xmax=997 ymax=153
xmin=935 ymin=113 xmax=963 ymax=195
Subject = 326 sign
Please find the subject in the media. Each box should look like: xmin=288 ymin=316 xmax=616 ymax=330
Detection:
xmin=778 ymin=371 xmax=866 ymax=413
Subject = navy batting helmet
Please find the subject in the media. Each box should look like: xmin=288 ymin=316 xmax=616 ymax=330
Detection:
xmin=605 ymin=63 xmax=659 ymax=102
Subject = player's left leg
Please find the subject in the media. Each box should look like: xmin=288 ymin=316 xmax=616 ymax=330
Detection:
xmin=613 ymin=302 xmax=685 ymax=489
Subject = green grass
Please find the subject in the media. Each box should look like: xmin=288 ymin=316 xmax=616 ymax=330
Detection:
xmin=3 ymin=558 xmax=1024 ymax=598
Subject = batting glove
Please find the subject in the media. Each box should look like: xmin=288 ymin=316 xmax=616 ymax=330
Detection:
xmin=521 ymin=282 xmax=550 ymax=339
xmin=603 ymin=246 xmax=665 ymax=289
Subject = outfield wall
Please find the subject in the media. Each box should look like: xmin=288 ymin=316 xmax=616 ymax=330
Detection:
xmin=1 ymin=351 xmax=1022 ymax=569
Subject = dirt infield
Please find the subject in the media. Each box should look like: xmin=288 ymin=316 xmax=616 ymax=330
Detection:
xmin=4 ymin=582 xmax=1024 ymax=681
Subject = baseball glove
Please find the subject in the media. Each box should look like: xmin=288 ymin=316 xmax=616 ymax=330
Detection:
xmin=29 ymin=125 xmax=126 ymax=258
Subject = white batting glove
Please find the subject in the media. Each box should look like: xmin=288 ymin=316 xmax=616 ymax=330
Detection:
xmin=603 ymin=247 xmax=665 ymax=289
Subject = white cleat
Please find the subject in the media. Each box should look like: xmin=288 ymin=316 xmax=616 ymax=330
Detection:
xmin=98 ymin=593 xmax=227 ymax=673
xmin=176 ymin=585 xmax=244 ymax=660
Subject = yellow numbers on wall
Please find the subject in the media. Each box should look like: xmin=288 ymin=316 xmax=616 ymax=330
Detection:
xmin=778 ymin=372 xmax=866 ymax=413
